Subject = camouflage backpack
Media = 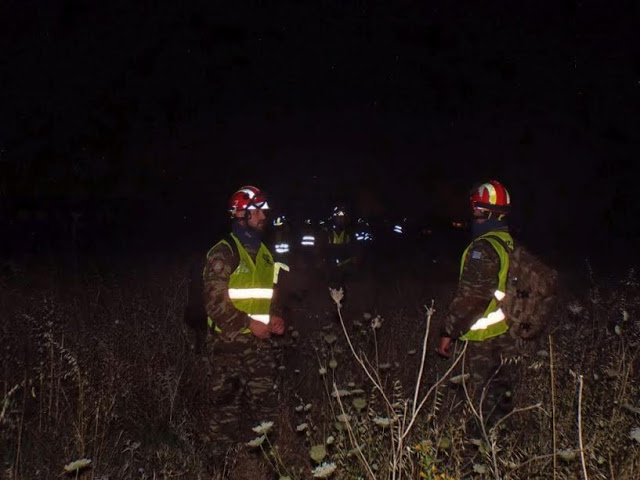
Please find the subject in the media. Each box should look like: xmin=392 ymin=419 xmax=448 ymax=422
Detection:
xmin=487 ymin=235 xmax=559 ymax=339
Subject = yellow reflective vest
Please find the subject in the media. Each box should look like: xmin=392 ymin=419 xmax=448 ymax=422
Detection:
xmin=207 ymin=234 xmax=277 ymax=334
xmin=329 ymin=229 xmax=349 ymax=244
xmin=327 ymin=228 xmax=353 ymax=267
xmin=458 ymin=230 xmax=514 ymax=341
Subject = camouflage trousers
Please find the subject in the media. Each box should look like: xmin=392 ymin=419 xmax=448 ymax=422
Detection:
xmin=326 ymin=262 xmax=357 ymax=310
xmin=460 ymin=333 xmax=520 ymax=425
xmin=327 ymin=262 xmax=353 ymax=288
xmin=204 ymin=333 xmax=280 ymax=459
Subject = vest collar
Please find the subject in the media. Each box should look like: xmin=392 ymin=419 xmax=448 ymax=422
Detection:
xmin=471 ymin=218 xmax=508 ymax=240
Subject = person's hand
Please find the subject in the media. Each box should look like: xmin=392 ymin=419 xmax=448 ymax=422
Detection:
xmin=249 ymin=319 xmax=271 ymax=339
xmin=437 ymin=336 xmax=453 ymax=358
xmin=269 ymin=315 xmax=285 ymax=335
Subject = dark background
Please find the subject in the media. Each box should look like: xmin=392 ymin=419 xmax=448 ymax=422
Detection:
xmin=1 ymin=1 xmax=639 ymax=268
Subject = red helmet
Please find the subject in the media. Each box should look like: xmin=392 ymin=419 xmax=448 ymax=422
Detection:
xmin=228 ymin=185 xmax=270 ymax=216
xmin=470 ymin=180 xmax=511 ymax=214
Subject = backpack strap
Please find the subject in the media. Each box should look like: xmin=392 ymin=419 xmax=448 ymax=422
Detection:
xmin=202 ymin=233 xmax=240 ymax=275
xmin=223 ymin=233 xmax=240 ymax=260
xmin=482 ymin=233 xmax=514 ymax=253
xmin=193 ymin=233 xmax=241 ymax=297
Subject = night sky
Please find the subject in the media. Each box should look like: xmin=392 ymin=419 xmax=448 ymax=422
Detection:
xmin=2 ymin=1 xmax=639 ymax=258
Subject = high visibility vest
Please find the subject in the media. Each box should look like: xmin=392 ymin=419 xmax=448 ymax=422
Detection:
xmin=207 ymin=234 xmax=285 ymax=334
xmin=274 ymin=228 xmax=290 ymax=254
xmin=458 ymin=230 xmax=514 ymax=341
xmin=329 ymin=229 xmax=349 ymax=245
xmin=327 ymin=229 xmax=353 ymax=267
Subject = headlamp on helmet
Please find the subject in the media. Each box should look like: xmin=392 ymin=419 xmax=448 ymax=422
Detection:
xmin=332 ymin=206 xmax=348 ymax=218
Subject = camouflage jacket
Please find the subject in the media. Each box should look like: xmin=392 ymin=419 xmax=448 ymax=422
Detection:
xmin=203 ymin=237 xmax=283 ymax=341
xmin=441 ymin=235 xmax=502 ymax=339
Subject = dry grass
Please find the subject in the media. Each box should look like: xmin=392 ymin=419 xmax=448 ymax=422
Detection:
xmin=1 ymin=255 xmax=638 ymax=479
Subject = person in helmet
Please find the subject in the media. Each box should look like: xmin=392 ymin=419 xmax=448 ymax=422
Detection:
xmin=298 ymin=218 xmax=320 ymax=268
xmin=437 ymin=180 xmax=518 ymax=423
xmin=321 ymin=204 xmax=360 ymax=305
xmin=270 ymin=214 xmax=292 ymax=260
xmin=324 ymin=205 xmax=353 ymax=264
xmin=201 ymin=185 xmax=287 ymax=460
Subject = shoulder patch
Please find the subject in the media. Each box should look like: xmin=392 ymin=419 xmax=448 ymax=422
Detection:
xmin=212 ymin=259 xmax=224 ymax=274
xmin=470 ymin=250 xmax=483 ymax=260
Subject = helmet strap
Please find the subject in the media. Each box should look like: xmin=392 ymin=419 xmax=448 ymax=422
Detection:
xmin=474 ymin=207 xmax=509 ymax=221
xmin=487 ymin=211 xmax=508 ymax=222
xmin=481 ymin=210 xmax=491 ymax=220
xmin=237 ymin=207 xmax=266 ymax=223
xmin=231 ymin=215 xmax=246 ymax=226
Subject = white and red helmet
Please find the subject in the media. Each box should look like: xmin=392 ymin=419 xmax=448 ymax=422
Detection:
xmin=228 ymin=185 xmax=270 ymax=217
xmin=470 ymin=180 xmax=511 ymax=214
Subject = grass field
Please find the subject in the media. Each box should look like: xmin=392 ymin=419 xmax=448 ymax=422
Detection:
xmin=1 ymin=244 xmax=639 ymax=479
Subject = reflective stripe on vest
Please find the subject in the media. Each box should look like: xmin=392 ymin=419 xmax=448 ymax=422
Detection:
xmin=206 ymin=234 xmax=275 ymax=331
xmin=248 ymin=314 xmax=270 ymax=324
xmin=301 ymin=235 xmax=315 ymax=246
xmin=275 ymin=242 xmax=290 ymax=253
xmin=274 ymin=262 xmax=289 ymax=284
xmin=228 ymin=288 xmax=273 ymax=299
xmin=459 ymin=230 xmax=514 ymax=342
xmin=330 ymin=230 xmax=347 ymax=244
